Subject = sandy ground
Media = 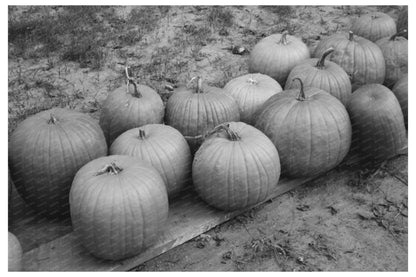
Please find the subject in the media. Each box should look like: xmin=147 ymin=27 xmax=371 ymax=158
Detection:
xmin=8 ymin=5 xmax=407 ymax=271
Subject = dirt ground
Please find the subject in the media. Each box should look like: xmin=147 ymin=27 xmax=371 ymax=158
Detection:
xmin=8 ymin=5 xmax=408 ymax=271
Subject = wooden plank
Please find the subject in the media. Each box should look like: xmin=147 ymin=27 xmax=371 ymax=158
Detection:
xmin=21 ymin=176 xmax=313 ymax=271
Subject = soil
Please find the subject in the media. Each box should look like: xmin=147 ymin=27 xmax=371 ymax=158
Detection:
xmin=8 ymin=5 xmax=408 ymax=271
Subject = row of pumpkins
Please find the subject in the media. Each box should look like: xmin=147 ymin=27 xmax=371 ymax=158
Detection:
xmin=8 ymin=11 xmax=408 ymax=268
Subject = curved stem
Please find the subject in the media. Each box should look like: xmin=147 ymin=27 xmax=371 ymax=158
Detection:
xmin=293 ymin=78 xmax=306 ymax=101
xmin=138 ymin=129 xmax=146 ymax=139
xmin=316 ymin=47 xmax=334 ymax=68
xmin=125 ymin=66 xmax=142 ymax=98
xmin=279 ymin=30 xmax=289 ymax=45
xmin=348 ymin=31 xmax=354 ymax=41
xmin=96 ymin=162 xmax=123 ymax=176
xmin=48 ymin=113 xmax=57 ymax=124
xmin=188 ymin=76 xmax=204 ymax=93
xmin=211 ymin=123 xmax=241 ymax=141
xmin=390 ymin=29 xmax=407 ymax=41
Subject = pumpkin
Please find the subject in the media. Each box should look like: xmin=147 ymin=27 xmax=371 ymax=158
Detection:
xmin=99 ymin=68 xmax=164 ymax=145
xmin=248 ymin=31 xmax=310 ymax=85
xmin=347 ymin=84 xmax=407 ymax=164
xmin=8 ymin=232 xmax=23 ymax=271
xmin=193 ymin=122 xmax=280 ymax=211
xmin=392 ymin=74 xmax=408 ymax=129
xmin=375 ymin=30 xmax=408 ymax=88
xmin=313 ymin=31 xmax=386 ymax=91
xmin=397 ymin=7 xmax=408 ymax=38
xmin=351 ymin=12 xmax=397 ymax=42
xmin=110 ymin=124 xmax=192 ymax=198
xmin=255 ymin=78 xmax=352 ymax=177
xmin=285 ymin=47 xmax=352 ymax=106
xmin=9 ymin=108 xmax=107 ymax=218
xmin=165 ymin=77 xmax=240 ymax=153
xmin=223 ymin=73 xmax=283 ymax=124
xmin=69 ymin=155 xmax=168 ymax=261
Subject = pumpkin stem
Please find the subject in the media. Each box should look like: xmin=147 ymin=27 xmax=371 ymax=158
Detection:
xmin=390 ymin=29 xmax=407 ymax=41
xmin=125 ymin=66 xmax=142 ymax=98
xmin=348 ymin=31 xmax=354 ymax=41
xmin=247 ymin=77 xmax=258 ymax=85
xmin=48 ymin=113 xmax=58 ymax=124
xmin=316 ymin=47 xmax=334 ymax=69
xmin=188 ymin=76 xmax=204 ymax=93
xmin=210 ymin=123 xmax=241 ymax=141
xmin=293 ymin=78 xmax=306 ymax=101
xmin=96 ymin=162 xmax=123 ymax=176
xmin=138 ymin=129 xmax=146 ymax=139
xmin=279 ymin=30 xmax=289 ymax=45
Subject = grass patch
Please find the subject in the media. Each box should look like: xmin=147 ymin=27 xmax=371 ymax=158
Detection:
xmin=207 ymin=6 xmax=234 ymax=29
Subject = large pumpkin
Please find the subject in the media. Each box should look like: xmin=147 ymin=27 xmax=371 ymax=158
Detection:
xmin=165 ymin=77 xmax=240 ymax=153
xmin=392 ymin=74 xmax=408 ymax=129
xmin=376 ymin=31 xmax=408 ymax=88
xmin=313 ymin=31 xmax=386 ymax=90
xmin=99 ymin=71 xmax=164 ymax=145
xmin=255 ymin=78 xmax=352 ymax=178
xmin=248 ymin=31 xmax=310 ymax=85
xmin=223 ymin=73 xmax=282 ymax=124
xmin=347 ymin=84 xmax=407 ymax=164
xmin=9 ymin=108 xmax=107 ymax=218
xmin=110 ymin=124 xmax=192 ymax=198
xmin=351 ymin=12 xmax=397 ymax=42
xmin=193 ymin=122 xmax=281 ymax=211
xmin=8 ymin=232 xmax=23 ymax=271
xmin=285 ymin=47 xmax=352 ymax=106
xmin=69 ymin=155 xmax=168 ymax=261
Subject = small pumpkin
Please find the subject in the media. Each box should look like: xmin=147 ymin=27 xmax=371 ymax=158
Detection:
xmin=351 ymin=12 xmax=397 ymax=42
xmin=376 ymin=30 xmax=408 ymax=88
xmin=248 ymin=31 xmax=310 ymax=85
xmin=69 ymin=155 xmax=169 ymax=261
xmin=392 ymin=74 xmax=408 ymax=129
xmin=193 ymin=122 xmax=281 ymax=211
xmin=223 ymin=73 xmax=283 ymax=124
xmin=313 ymin=31 xmax=386 ymax=90
xmin=8 ymin=232 xmax=23 ymax=271
xmin=9 ymin=108 xmax=107 ymax=218
xmin=397 ymin=7 xmax=408 ymax=38
xmin=99 ymin=67 xmax=164 ymax=145
xmin=347 ymin=84 xmax=407 ymax=164
xmin=110 ymin=124 xmax=192 ymax=198
xmin=285 ymin=47 xmax=352 ymax=106
xmin=165 ymin=77 xmax=240 ymax=153
xmin=255 ymin=78 xmax=352 ymax=178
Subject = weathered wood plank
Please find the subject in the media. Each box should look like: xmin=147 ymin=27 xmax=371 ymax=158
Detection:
xmin=22 ymin=177 xmax=313 ymax=271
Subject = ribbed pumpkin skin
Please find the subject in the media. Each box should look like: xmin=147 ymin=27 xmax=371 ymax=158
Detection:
xmin=69 ymin=155 xmax=168 ymax=261
xmin=248 ymin=33 xmax=310 ymax=85
xmin=392 ymin=74 xmax=408 ymax=129
xmin=347 ymin=84 xmax=407 ymax=163
xmin=165 ymin=85 xmax=240 ymax=153
xmin=351 ymin=12 xmax=397 ymax=42
xmin=99 ymin=84 xmax=164 ymax=145
xmin=8 ymin=232 xmax=23 ymax=271
xmin=193 ymin=122 xmax=280 ymax=211
xmin=376 ymin=35 xmax=408 ymax=88
xmin=223 ymin=73 xmax=282 ymax=124
xmin=9 ymin=108 xmax=107 ymax=218
xmin=110 ymin=124 xmax=192 ymax=198
xmin=313 ymin=33 xmax=386 ymax=90
xmin=285 ymin=56 xmax=352 ymax=106
xmin=255 ymin=87 xmax=351 ymax=178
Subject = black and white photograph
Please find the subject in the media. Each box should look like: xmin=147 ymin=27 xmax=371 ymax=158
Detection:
xmin=7 ymin=3 xmax=410 ymax=272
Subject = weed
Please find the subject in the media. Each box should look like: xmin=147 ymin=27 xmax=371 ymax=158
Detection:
xmin=207 ymin=6 xmax=233 ymax=29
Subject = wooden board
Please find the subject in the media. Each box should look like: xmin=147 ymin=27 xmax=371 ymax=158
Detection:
xmin=21 ymin=177 xmax=313 ymax=271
